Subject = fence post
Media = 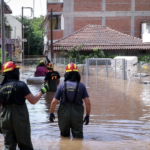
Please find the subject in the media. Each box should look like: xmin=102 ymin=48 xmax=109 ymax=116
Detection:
xmin=122 ymin=59 xmax=127 ymax=80
xmin=105 ymin=59 xmax=108 ymax=77
xmin=139 ymin=61 xmax=142 ymax=84
xmin=64 ymin=58 xmax=65 ymax=65
xmin=96 ymin=59 xmax=98 ymax=76
xmin=55 ymin=57 xmax=56 ymax=65
xmin=115 ymin=59 xmax=116 ymax=78
xmin=86 ymin=59 xmax=89 ymax=87
xmin=126 ymin=60 xmax=127 ymax=80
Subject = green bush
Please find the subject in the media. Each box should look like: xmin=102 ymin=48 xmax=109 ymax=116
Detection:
xmin=138 ymin=55 xmax=150 ymax=63
xmin=0 ymin=49 xmax=11 ymax=67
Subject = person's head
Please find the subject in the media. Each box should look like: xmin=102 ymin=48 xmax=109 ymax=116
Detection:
xmin=46 ymin=63 xmax=54 ymax=71
xmin=39 ymin=60 xmax=45 ymax=67
xmin=64 ymin=62 xmax=81 ymax=82
xmin=1 ymin=61 xmax=20 ymax=84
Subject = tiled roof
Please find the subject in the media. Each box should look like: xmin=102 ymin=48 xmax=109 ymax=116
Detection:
xmin=53 ymin=25 xmax=150 ymax=51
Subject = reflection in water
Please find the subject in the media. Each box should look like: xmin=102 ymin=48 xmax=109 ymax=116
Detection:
xmin=1 ymin=59 xmax=150 ymax=149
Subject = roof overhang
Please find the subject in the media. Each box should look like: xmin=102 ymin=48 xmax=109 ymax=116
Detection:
xmin=53 ymin=44 xmax=150 ymax=51
xmin=0 ymin=2 xmax=12 ymax=14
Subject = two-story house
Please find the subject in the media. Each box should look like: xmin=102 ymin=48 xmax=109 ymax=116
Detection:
xmin=41 ymin=0 xmax=150 ymax=58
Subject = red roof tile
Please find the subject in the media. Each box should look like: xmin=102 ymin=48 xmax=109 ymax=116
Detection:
xmin=53 ymin=25 xmax=150 ymax=50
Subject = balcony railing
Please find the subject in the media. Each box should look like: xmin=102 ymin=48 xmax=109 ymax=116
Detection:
xmin=47 ymin=0 xmax=63 ymax=3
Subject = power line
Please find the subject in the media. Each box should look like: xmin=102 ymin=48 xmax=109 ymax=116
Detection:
xmin=6 ymin=0 xmax=11 ymax=3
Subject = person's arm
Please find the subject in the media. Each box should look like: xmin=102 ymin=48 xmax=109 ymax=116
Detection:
xmin=57 ymin=79 xmax=60 ymax=86
xmin=46 ymin=56 xmax=51 ymax=63
xmin=50 ymin=98 xmax=58 ymax=113
xmin=25 ymin=83 xmax=49 ymax=104
xmin=45 ymin=80 xmax=48 ymax=84
xmin=25 ymin=91 xmax=42 ymax=105
xmin=83 ymin=97 xmax=91 ymax=116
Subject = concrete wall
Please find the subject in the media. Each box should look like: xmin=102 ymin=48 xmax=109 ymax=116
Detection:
xmin=5 ymin=14 xmax=22 ymax=47
xmin=62 ymin=0 xmax=150 ymax=38
xmin=47 ymin=3 xmax=63 ymax=12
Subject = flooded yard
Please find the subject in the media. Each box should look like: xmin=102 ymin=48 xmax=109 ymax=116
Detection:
xmin=1 ymin=58 xmax=150 ymax=149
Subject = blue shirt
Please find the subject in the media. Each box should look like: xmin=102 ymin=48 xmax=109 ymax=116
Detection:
xmin=54 ymin=81 xmax=89 ymax=105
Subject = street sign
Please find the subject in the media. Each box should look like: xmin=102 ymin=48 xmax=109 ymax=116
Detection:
xmin=18 ymin=39 xmax=27 ymax=42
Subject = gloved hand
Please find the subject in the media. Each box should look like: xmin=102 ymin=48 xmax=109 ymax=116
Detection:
xmin=40 ymin=83 xmax=49 ymax=94
xmin=49 ymin=113 xmax=55 ymax=122
xmin=83 ymin=115 xmax=89 ymax=125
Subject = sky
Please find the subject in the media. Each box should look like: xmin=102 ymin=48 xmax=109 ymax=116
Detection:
xmin=5 ymin=0 xmax=46 ymax=18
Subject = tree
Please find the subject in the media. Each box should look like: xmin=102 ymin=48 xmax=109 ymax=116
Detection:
xmin=89 ymin=47 xmax=105 ymax=58
xmin=0 ymin=17 xmax=12 ymax=38
xmin=15 ymin=16 xmax=44 ymax=55
xmin=0 ymin=49 xmax=11 ymax=66
xmin=60 ymin=45 xmax=106 ymax=64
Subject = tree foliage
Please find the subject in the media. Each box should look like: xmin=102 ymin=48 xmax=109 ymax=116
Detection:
xmin=89 ymin=47 xmax=105 ymax=58
xmin=0 ymin=49 xmax=11 ymax=66
xmin=0 ymin=17 xmax=12 ymax=38
xmin=15 ymin=16 xmax=44 ymax=55
xmin=61 ymin=45 xmax=105 ymax=61
xmin=61 ymin=44 xmax=84 ymax=59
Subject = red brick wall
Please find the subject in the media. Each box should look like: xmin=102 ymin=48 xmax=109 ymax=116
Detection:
xmin=74 ymin=17 xmax=102 ymax=31
xmin=47 ymin=3 xmax=63 ymax=12
xmin=74 ymin=0 xmax=102 ymax=12
xmin=48 ymin=30 xmax=63 ymax=40
xmin=106 ymin=0 xmax=131 ymax=11
xmin=135 ymin=16 xmax=150 ymax=38
xmin=135 ymin=0 xmax=150 ymax=11
xmin=106 ymin=17 xmax=131 ymax=35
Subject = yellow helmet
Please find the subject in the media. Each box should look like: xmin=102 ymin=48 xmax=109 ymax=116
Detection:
xmin=39 ymin=60 xmax=44 ymax=64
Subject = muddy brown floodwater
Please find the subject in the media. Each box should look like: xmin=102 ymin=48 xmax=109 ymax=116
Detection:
xmin=1 ymin=59 xmax=150 ymax=149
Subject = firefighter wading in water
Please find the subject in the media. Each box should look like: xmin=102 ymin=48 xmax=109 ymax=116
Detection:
xmin=0 ymin=61 xmax=49 ymax=150
xmin=50 ymin=62 xmax=91 ymax=138
xmin=45 ymin=63 xmax=60 ymax=92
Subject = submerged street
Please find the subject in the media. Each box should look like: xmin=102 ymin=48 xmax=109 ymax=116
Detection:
xmin=1 ymin=58 xmax=150 ymax=149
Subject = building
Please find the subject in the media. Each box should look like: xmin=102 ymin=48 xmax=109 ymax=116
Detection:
xmin=41 ymin=0 xmax=150 ymax=58
xmin=5 ymin=14 xmax=23 ymax=62
xmin=0 ymin=2 xmax=12 ymax=58
xmin=53 ymin=25 xmax=150 ymax=57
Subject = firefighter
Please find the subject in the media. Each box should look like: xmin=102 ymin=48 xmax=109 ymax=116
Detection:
xmin=35 ymin=60 xmax=46 ymax=76
xmin=49 ymin=62 xmax=91 ymax=138
xmin=0 ymin=61 xmax=49 ymax=150
xmin=45 ymin=63 xmax=60 ymax=92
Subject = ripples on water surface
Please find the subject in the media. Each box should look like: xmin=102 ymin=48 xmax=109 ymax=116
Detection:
xmin=1 ymin=59 xmax=150 ymax=149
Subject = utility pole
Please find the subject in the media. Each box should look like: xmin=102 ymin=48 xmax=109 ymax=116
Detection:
xmin=14 ymin=26 xmax=16 ymax=57
xmin=22 ymin=7 xmax=32 ymax=59
xmin=28 ymin=20 xmax=30 ymax=57
xmin=22 ymin=7 xmax=24 ymax=59
xmin=50 ymin=9 xmax=53 ymax=59
xmin=1 ymin=0 xmax=5 ymax=66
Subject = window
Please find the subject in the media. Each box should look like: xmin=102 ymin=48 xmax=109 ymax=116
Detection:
xmin=146 ymin=23 xmax=150 ymax=34
xmin=48 ymin=15 xmax=61 ymax=30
